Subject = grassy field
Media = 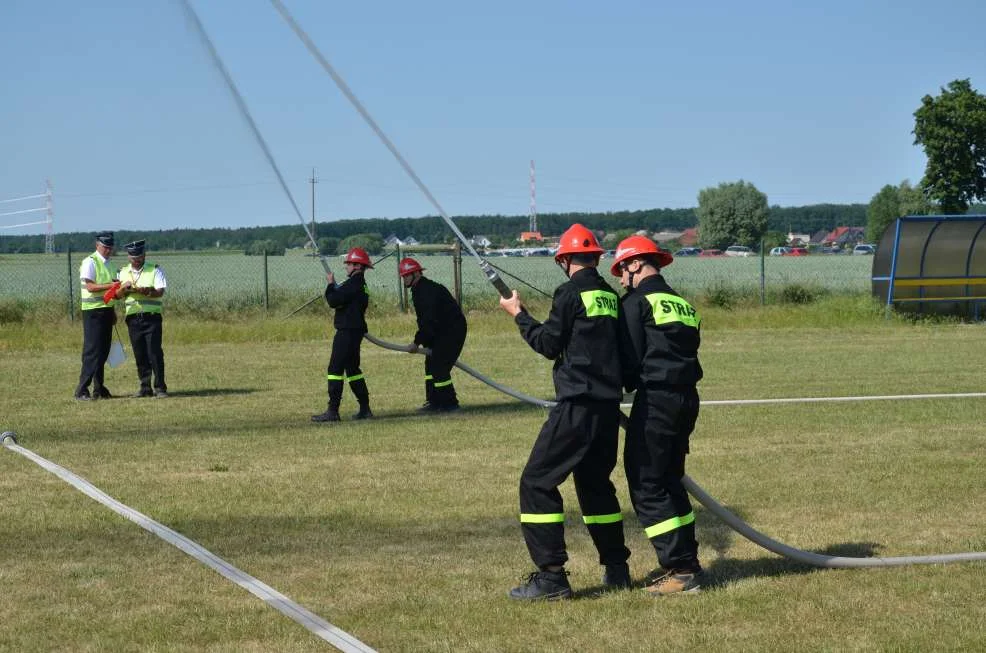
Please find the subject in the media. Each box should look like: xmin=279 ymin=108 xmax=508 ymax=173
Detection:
xmin=2 ymin=300 xmax=985 ymax=652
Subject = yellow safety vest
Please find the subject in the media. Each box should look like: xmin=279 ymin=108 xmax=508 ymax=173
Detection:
xmin=119 ymin=263 xmax=163 ymax=316
xmin=80 ymin=253 xmax=115 ymax=311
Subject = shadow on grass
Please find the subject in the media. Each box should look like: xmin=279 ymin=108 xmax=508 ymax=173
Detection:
xmin=351 ymin=400 xmax=542 ymax=422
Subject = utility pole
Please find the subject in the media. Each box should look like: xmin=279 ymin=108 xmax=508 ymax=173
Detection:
xmin=309 ymin=168 xmax=318 ymax=247
xmin=529 ymin=160 xmax=537 ymax=234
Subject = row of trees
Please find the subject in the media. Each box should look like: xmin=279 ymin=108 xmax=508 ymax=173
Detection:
xmin=0 ymin=204 xmax=871 ymax=255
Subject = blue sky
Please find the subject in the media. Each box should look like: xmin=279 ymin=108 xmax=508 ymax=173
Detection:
xmin=2 ymin=0 xmax=984 ymax=236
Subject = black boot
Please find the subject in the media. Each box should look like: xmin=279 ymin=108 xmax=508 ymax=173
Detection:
xmin=311 ymin=407 xmax=341 ymax=423
xmin=602 ymin=562 xmax=632 ymax=590
xmin=352 ymin=405 xmax=373 ymax=420
xmin=508 ymin=570 xmax=572 ymax=601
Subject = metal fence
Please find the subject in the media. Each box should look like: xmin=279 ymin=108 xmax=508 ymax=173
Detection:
xmin=0 ymin=249 xmax=876 ymax=319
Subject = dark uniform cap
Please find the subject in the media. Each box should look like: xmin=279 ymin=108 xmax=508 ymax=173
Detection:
xmin=125 ymin=240 xmax=146 ymax=256
xmin=96 ymin=231 xmax=115 ymax=247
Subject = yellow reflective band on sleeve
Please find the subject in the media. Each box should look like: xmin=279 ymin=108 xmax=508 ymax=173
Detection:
xmin=520 ymin=513 xmax=565 ymax=524
xmin=327 ymin=374 xmax=346 ymax=381
xmin=646 ymin=293 xmax=701 ymax=328
xmin=433 ymin=378 xmax=453 ymax=388
xmin=580 ymin=289 xmax=618 ymax=318
xmin=583 ymin=513 xmax=623 ymax=525
xmin=424 ymin=374 xmax=433 ymax=381
xmin=346 ymin=374 xmax=364 ymax=382
xmin=644 ymin=511 xmax=695 ymax=538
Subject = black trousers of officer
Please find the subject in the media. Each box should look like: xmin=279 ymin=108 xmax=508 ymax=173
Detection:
xmin=326 ymin=329 xmax=369 ymax=411
xmin=423 ymin=326 xmax=465 ymax=408
xmin=76 ymin=308 xmax=115 ymax=396
xmin=520 ymin=399 xmax=630 ymax=570
xmin=624 ymin=386 xmax=701 ymax=572
xmin=126 ymin=312 xmax=166 ymax=393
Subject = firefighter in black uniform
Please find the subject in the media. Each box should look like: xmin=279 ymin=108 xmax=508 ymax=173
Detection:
xmin=611 ymin=235 xmax=704 ymax=595
xmin=75 ymin=231 xmax=118 ymax=401
xmin=398 ymin=257 xmax=467 ymax=412
xmin=498 ymin=223 xmax=632 ymax=600
xmin=312 ymin=247 xmax=373 ymax=423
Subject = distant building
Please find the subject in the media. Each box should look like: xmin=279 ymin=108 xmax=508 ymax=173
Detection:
xmin=787 ymin=232 xmax=811 ymax=246
xmin=824 ymin=226 xmax=866 ymax=247
xmin=519 ymin=231 xmax=543 ymax=242
xmin=679 ymin=228 xmax=699 ymax=246
xmin=652 ymin=230 xmax=684 ymax=243
xmin=470 ymin=235 xmax=493 ymax=248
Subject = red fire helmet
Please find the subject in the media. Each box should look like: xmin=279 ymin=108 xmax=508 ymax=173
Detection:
xmin=610 ymin=235 xmax=673 ymax=276
xmin=554 ymin=223 xmax=603 ymax=261
xmin=398 ymin=257 xmax=424 ymax=277
xmin=343 ymin=247 xmax=373 ymax=268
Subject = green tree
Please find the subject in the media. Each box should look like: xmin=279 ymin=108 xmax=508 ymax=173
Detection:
xmin=696 ymin=180 xmax=769 ymax=250
xmin=865 ymin=180 xmax=935 ymax=243
xmin=316 ymin=236 xmax=340 ymax=255
xmin=913 ymin=79 xmax=986 ymax=214
xmin=338 ymin=233 xmax=384 ymax=255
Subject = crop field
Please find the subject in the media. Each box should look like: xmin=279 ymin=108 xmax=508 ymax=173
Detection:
xmin=0 ymin=251 xmax=877 ymax=314
xmin=1 ymin=303 xmax=985 ymax=652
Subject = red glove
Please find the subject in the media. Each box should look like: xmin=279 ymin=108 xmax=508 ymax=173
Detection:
xmin=103 ymin=281 xmax=122 ymax=304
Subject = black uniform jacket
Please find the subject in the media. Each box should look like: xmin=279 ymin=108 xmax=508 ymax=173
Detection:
xmin=325 ymin=270 xmax=368 ymax=332
xmin=514 ymin=267 xmax=623 ymax=402
xmin=620 ymin=274 xmax=703 ymax=391
xmin=410 ymin=276 xmax=466 ymax=347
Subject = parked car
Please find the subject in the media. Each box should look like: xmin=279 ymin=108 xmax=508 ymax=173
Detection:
xmin=674 ymin=247 xmax=703 ymax=257
xmin=785 ymin=247 xmax=809 ymax=256
xmin=725 ymin=245 xmax=754 ymax=257
xmin=698 ymin=248 xmax=723 ymax=257
xmin=769 ymin=246 xmax=790 ymax=256
xmin=852 ymin=244 xmax=877 ymax=255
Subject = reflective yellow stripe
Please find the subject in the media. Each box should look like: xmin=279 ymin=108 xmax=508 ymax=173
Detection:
xmin=520 ymin=513 xmax=565 ymax=524
xmin=646 ymin=293 xmax=700 ymax=328
xmin=644 ymin=511 xmax=695 ymax=538
xmin=346 ymin=374 xmax=364 ymax=382
xmin=583 ymin=513 xmax=623 ymax=525
xmin=433 ymin=378 xmax=453 ymax=388
xmin=424 ymin=374 xmax=433 ymax=381
xmin=580 ymin=289 xmax=618 ymax=318
xmin=327 ymin=374 xmax=345 ymax=381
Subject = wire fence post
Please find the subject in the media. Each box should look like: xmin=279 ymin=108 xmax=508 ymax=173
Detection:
xmin=262 ymin=249 xmax=269 ymax=312
xmin=453 ymin=241 xmax=462 ymax=305
xmin=67 ymin=247 xmax=75 ymax=321
xmin=759 ymin=238 xmax=766 ymax=306
xmin=396 ymin=243 xmax=407 ymax=312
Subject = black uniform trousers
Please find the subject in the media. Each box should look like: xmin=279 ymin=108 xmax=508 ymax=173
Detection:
xmin=326 ymin=329 xmax=369 ymax=411
xmin=424 ymin=327 xmax=465 ymax=408
xmin=624 ymin=386 xmax=701 ymax=572
xmin=76 ymin=308 xmax=115 ymax=396
xmin=520 ymin=399 xmax=630 ymax=570
xmin=126 ymin=312 xmax=166 ymax=393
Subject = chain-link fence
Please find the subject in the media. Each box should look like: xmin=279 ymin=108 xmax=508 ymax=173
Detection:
xmin=0 ymin=248 xmax=876 ymax=320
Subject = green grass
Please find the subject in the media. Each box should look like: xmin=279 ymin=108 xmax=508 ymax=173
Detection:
xmin=2 ymin=304 xmax=986 ymax=651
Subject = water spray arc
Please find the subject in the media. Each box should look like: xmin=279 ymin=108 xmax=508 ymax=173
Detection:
xmin=267 ymin=0 xmax=511 ymax=299
xmin=178 ymin=0 xmax=331 ymax=274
